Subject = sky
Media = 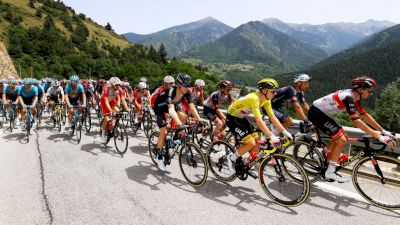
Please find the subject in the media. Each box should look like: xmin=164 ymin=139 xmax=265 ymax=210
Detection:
xmin=62 ymin=0 xmax=400 ymax=34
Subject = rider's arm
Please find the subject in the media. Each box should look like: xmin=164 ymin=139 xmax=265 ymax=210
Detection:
xmin=32 ymin=96 xmax=38 ymax=106
xmin=81 ymin=93 xmax=86 ymax=106
xmin=188 ymin=102 xmax=201 ymax=122
xmin=168 ymin=104 xmax=183 ymax=125
xmin=120 ymin=95 xmax=129 ymax=111
xmin=2 ymin=93 xmax=5 ymax=102
xmin=292 ymin=102 xmax=307 ymax=121
xmin=301 ymin=103 xmax=310 ymax=113
xmin=269 ymin=114 xmax=287 ymax=134
xmin=216 ymin=108 xmax=226 ymax=120
xmin=18 ymin=95 xmax=24 ymax=106
xmin=65 ymin=94 xmax=71 ymax=106
xmin=353 ymin=119 xmax=382 ymax=140
xmin=60 ymin=87 xmax=65 ymax=102
xmin=255 ymin=116 xmax=273 ymax=137
xmin=360 ymin=113 xmax=385 ymax=133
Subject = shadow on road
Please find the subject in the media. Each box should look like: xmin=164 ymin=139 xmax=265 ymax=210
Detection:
xmin=125 ymin=161 xmax=297 ymax=214
xmin=80 ymin=141 xmax=122 ymax=158
xmin=2 ymin=131 xmax=29 ymax=144
xmin=305 ymin=184 xmax=400 ymax=217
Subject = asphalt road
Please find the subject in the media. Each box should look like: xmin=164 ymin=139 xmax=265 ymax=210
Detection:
xmin=0 ymin=116 xmax=399 ymax=225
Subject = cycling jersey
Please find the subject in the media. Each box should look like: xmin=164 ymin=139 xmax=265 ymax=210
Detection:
xmin=312 ymin=89 xmax=366 ymax=119
xmin=271 ymin=85 xmax=306 ymax=109
xmin=189 ymin=87 xmax=203 ymax=102
xmin=19 ymin=85 xmax=38 ymax=105
xmin=132 ymin=88 xmax=151 ymax=103
xmin=65 ymin=83 xmax=84 ymax=98
xmin=35 ymin=85 xmax=45 ymax=102
xmin=4 ymin=85 xmax=20 ymax=102
xmin=47 ymin=86 xmax=64 ymax=97
xmin=227 ymin=92 xmax=273 ymax=119
xmin=43 ymin=83 xmax=52 ymax=92
xmin=153 ymin=86 xmax=192 ymax=109
xmin=204 ymin=90 xmax=232 ymax=110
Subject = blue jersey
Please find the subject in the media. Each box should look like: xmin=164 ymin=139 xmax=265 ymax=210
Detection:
xmin=43 ymin=83 xmax=51 ymax=92
xmin=65 ymin=83 xmax=84 ymax=98
xmin=36 ymin=85 xmax=45 ymax=101
xmin=19 ymin=86 xmax=38 ymax=98
xmin=5 ymin=85 xmax=20 ymax=97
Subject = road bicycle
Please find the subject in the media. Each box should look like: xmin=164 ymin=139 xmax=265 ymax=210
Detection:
xmin=100 ymin=111 xmax=129 ymax=155
xmin=148 ymin=121 xmax=207 ymax=187
xmin=283 ymin=123 xmax=400 ymax=210
xmin=206 ymin=134 xmax=310 ymax=207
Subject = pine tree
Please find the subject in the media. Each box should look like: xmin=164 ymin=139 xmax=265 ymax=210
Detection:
xmin=158 ymin=43 xmax=168 ymax=64
xmin=43 ymin=15 xmax=55 ymax=30
xmin=105 ymin=22 xmax=112 ymax=31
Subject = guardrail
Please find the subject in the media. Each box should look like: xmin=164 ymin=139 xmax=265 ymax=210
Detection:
xmin=197 ymin=106 xmax=400 ymax=156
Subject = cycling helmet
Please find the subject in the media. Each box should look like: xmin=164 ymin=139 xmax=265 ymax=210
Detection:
xmin=109 ymin=77 xmax=121 ymax=86
xmin=163 ymin=75 xmax=175 ymax=84
xmin=351 ymin=76 xmax=377 ymax=89
xmin=69 ymin=75 xmax=80 ymax=83
xmin=24 ymin=78 xmax=33 ymax=85
xmin=138 ymin=82 xmax=147 ymax=89
xmin=140 ymin=77 xmax=147 ymax=83
xmin=219 ymin=80 xmax=233 ymax=90
xmin=257 ymin=78 xmax=279 ymax=90
xmin=293 ymin=73 xmax=311 ymax=83
xmin=195 ymin=79 xmax=205 ymax=87
xmin=176 ymin=73 xmax=192 ymax=86
xmin=8 ymin=79 xmax=17 ymax=84
xmin=33 ymin=79 xmax=39 ymax=85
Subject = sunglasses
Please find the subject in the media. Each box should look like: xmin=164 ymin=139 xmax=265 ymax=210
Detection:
xmin=182 ymin=83 xmax=190 ymax=88
xmin=269 ymin=89 xmax=277 ymax=94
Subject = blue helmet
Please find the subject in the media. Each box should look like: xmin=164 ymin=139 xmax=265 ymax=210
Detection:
xmin=69 ymin=75 xmax=80 ymax=83
xmin=24 ymin=78 xmax=33 ymax=85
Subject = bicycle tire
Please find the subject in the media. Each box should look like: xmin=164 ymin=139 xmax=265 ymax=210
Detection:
xmin=352 ymin=155 xmax=400 ymax=210
xmin=143 ymin=112 xmax=153 ymax=138
xmin=75 ymin=119 xmax=82 ymax=144
xmin=26 ymin=114 xmax=31 ymax=143
xmin=206 ymin=140 xmax=237 ymax=182
xmin=114 ymin=122 xmax=129 ymax=155
xmin=148 ymin=131 xmax=160 ymax=165
xmin=179 ymin=142 xmax=208 ymax=187
xmin=9 ymin=112 xmax=15 ymax=133
xmin=283 ymin=142 xmax=324 ymax=183
xmin=57 ymin=115 xmax=62 ymax=133
xmin=84 ymin=110 xmax=92 ymax=132
xmin=259 ymin=154 xmax=310 ymax=207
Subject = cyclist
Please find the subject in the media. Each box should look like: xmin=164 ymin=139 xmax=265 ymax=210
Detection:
xmin=100 ymin=77 xmax=124 ymax=141
xmin=18 ymin=78 xmax=39 ymax=129
xmin=270 ymin=73 xmax=312 ymax=135
xmin=152 ymin=73 xmax=204 ymax=171
xmin=132 ymin=81 xmax=151 ymax=124
xmin=308 ymin=76 xmax=396 ymax=182
xmin=47 ymin=81 xmax=65 ymax=111
xmin=64 ymin=75 xmax=86 ymax=130
xmin=150 ymin=75 xmax=175 ymax=108
xmin=226 ymin=78 xmax=293 ymax=173
xmin=181 ymin=79 xmax=205 ymax=113
xmin=3 ymin=79 xmax=20 ymax=125
xmin=82 ymin=79 xmax=95 ymax=106
xmin=203 ymin=80 xmax=233 ymax=140
xmin=33 ymin=79 xmax=46 ymax=117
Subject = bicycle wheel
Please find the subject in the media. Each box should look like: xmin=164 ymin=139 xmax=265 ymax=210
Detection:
xmin=9 ymin=112 xmax=15 ymax=133
xmin=148 ymin=131 xmax=160 ymax=165
xmin=206 ymin=140 xmax=237 ymax=182
xmin=26 ymin=116 xmax=31 ymax=143
xmin=57 ymin=115 xmax=62 ymax=133
xmin=352 ymin=155 xmax=400 ymax=210
xmin=114 ymin=122 xmax=128 ymax=155
xmin=143 ymin=113 xmax=153 ymax=138
xmin=75 ymin=119 xmax=82 ymax=144
xmin=259 ymin=154 xmax=310 ymax=207
xmin=283 ymin=142 xmax=324 ymax=183
xmin=84 ymin=111 xmax=92 ymax=132
xmin=179 ymin=142 xmax=208 ymax=187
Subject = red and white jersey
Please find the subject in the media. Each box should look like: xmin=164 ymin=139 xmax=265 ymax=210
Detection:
xmin=101 ymin=85 xmax=123 ymax=103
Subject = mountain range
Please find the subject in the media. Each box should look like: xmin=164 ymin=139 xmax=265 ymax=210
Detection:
xmin=124 ymin=17 xmax=233 ymax=56
xmin=262 ymin=18 xmax=395 ymax=54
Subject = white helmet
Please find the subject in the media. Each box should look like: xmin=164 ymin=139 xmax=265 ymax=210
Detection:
xmin=195 ymin=79 xmax=205 ymax=87
xmin=109 ymin=77 xmax=121 ymax=86
xmin=293 ymin=73 xmax=311 ymax=83
xmin=140 ymin=77 xmax=147 ymax=83
xmin=163 ymin=75 xmax=175 ymax=84
xmin=138 ymin=82 xmax=147 ymax=89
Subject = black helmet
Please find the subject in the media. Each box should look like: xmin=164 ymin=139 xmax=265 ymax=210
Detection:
xmin=176 ymin=73 xmax=192 ymax=86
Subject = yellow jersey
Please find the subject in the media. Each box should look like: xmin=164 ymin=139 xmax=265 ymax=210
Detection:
xmin=227 ymin=92 xmax=274 ymax=119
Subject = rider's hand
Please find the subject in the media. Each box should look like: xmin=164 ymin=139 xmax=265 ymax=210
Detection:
xmin=303 ymin=120 xmax=313 ymax=128
xmin=68 ymin=104 xmax=73 ymax=109
xmin=270 ymin=135 xmax=282 ymax=149
xmin=381 ymin=130 xmax=395 ymax=138
xmin=198 ymin=120 xmax=207 ymax=127
xmin=282 ymin=129 xmax=293 ymax=141
xmin=81 ymin=104 xmax=87 ymax=108
xmin=379 ymin=136 xmax=396 ymax=149
xmin=22 ymin=104 xmax=27 ymax=109
xmin=29 ymin=105 xmax=35 ymax=109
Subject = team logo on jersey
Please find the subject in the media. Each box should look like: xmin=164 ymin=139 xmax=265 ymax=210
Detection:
xmin=324 ymin=122 xmax=338 ymax=132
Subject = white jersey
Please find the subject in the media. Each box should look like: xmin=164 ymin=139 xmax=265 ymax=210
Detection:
xmin=46 ymin=86 xmax=64 ymax=97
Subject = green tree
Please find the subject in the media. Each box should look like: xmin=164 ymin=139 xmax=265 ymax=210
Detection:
xmin=43 ymin=14 xmax=55 ymax=30
xmin=158 ymin=43 xmax=168 ymax=64
xmin=105 ymin=22 xmax=112 ymax=31
xmin=373 ymin=78 xmax=400 ymax=132
xmin=239 ymin=86 xmax=250 ymax=96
